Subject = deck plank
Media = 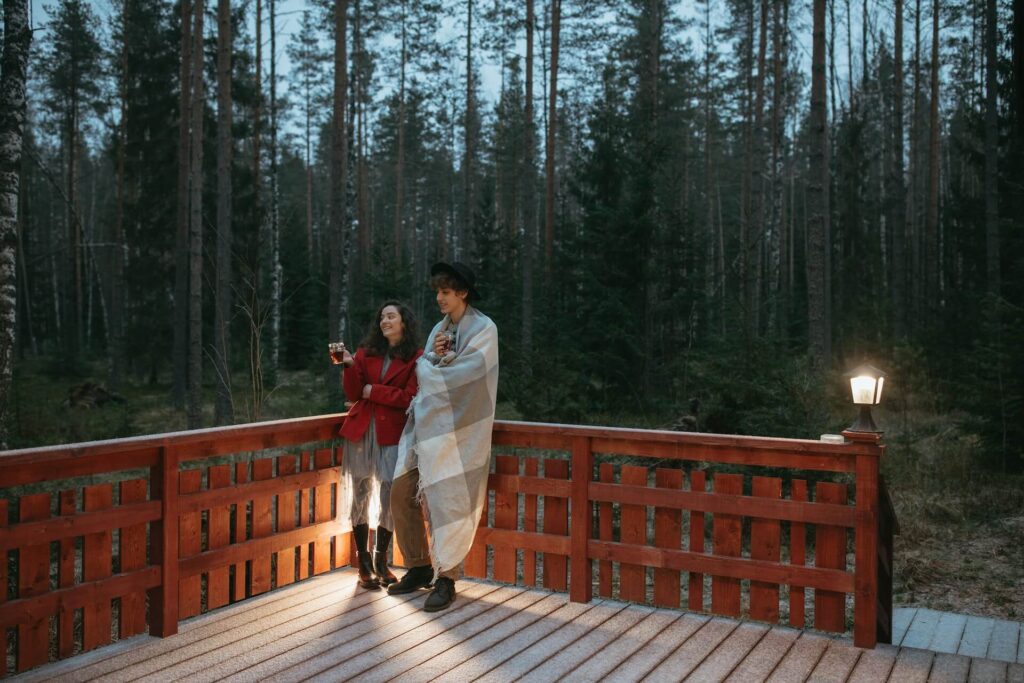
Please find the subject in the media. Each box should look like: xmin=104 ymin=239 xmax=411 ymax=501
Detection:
xmin=927 ymin=652 xmax=971 ymax=683
xmin=41 ymin=569 xmax=355 ymax=682
xmin=968 ymin=658 xmax=1009 ymax=683
xmin=959 ymin=616 xmax=997 ymax=659
xmin=393 ymin=592 xmax=567 ymax=683
xmin=764 ymin=632 xmax=830 ymax=683
xmin=807 ymin=638 xmax=863 ymax=682
xmin=902 ymin=608 xmax=943 ymax=650
xmin=519 ymin=604 xmax=656 ymax=682
xmin=606 ymin=612 xmax=711 ymax=682
xmin=887 ymin=647 xmax=934 ymax=683
xmin=432 ymin=598 xmax=598 ymax=682
xmin=846 ymin=643 xmax=899 ymax=683
xmin=930 ymin=612 xmax=969 ymax=654
xmin=306 ymin=584 xmax=527 ymax=682
xmin=684 ymin=621 xmax=769 ymax=682
xmin=988 ymin=620 xmax=1021 ymax=663
xmin=222 ymin=580 xmax=500 ymax=683
xmin=723 ymin=626 xmax=800 ymax=682
xmin=567 ymin=610 xmax=683 ymax=682
xmin=642 ymin=616 xmax=739 ymax=682
xmin=474 ymin=600 xmax=628 ymax=683
xmin=893 ymin=607 xmax=917 ymax=646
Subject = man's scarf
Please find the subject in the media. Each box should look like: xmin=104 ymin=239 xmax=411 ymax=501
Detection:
xmin=394 ymin=306 xmax=499 ymax=573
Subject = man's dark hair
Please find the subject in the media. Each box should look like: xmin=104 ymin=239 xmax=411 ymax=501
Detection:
xmin=359 ymin=300 xmax=421 ymax=360
xmin=430 ymin=272 xmax=478 ymax=303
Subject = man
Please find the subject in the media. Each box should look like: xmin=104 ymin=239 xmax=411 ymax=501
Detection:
xmin=387 ymin=262 xmax=499 ymax=611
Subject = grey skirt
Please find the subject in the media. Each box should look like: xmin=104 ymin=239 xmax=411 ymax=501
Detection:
xmin=342 ymin=424 xmax=398 ymax=529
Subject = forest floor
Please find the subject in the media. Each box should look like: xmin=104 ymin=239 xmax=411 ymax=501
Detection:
xmin=6 ymin=361 xmax=1024 ymax=622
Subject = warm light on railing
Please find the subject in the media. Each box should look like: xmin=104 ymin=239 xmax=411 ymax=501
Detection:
xmin=845 ymin=364 xmax=886 ymax=433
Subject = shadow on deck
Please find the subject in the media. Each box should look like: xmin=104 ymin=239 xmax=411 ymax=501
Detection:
xmin=15 ymin=569 xmax=1024 ymax=683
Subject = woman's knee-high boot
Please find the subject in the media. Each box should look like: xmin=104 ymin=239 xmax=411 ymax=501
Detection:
xmin=353 ymin=523 xmax=380 ymax=590
xmin=373 ymin=527 xmax=399 ymax=586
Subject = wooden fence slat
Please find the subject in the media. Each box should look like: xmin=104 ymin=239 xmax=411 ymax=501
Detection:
xmin=654 ymin=468 xmax=683 ymax=608
xmin=331 ymin=447 xmax=352 ymax=570
xmin=178 ymin=470 xmax=202 ymax=618
xmin=251 ymin=459 xmax=274 ymax=594
xmin=275 ymin=456 xmax=298 ymax=587
xmin=523 ymin=457 xmax=539 ymax=586
xmin=18 ymin=493 xmax=51 ymax=672
xmin=206 ymin=465 xmax=232 ymax=609
xmin=790 ymin=479 xmax=807 ymax=628
xmin=0 ymin=499 xmax=8 ymax=675
xmin=688 ymin=470 xmax=706 ymax=612
xmin=233 ymin=462 xmax=249 ymax=601
xmin=619 ymin=465 xmax=648 ymax=603
xmin=298 ymin=453 xmax=310 ymax=580
xmin=750 ymin=476 xmax=782 ymax=623
xmin=57 ymin=490 xmax=76 ymax=658
xmin=463 ymin=489 xmax=488 ymax=578
xmin=598 ymin=463 xmax=614 ymax=598
xmin=542 ymin=459 xmax=569 ymax=591
xmin=814 ymin=481 xmax=848 ymax=633
xmin=711 ymin=473 xmax=743 ymax=617
xmin=493 ymin=455 xmax=519 ymax=583
xmin=311 ymin=450 xmax=333 ymax=575
xmin=82 ymin=484 xmax=113 ymax=652
xmin=118 ymin=479 xmax=148 ymax=637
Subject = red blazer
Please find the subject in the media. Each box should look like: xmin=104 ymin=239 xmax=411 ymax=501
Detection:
xmin=339 ymin=347 xmax=423 ymax=446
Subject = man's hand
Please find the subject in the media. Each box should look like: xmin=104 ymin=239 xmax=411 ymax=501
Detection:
xmin=433 ymin=331 xmax=448 ymax=355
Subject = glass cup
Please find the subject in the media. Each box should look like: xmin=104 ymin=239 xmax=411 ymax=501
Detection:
xmin=328 ymin=341 xmax=347 ymax=365
xmin=441 ymin=330 xmax=455 ymax=354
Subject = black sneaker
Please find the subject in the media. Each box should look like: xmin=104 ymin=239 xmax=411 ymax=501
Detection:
xmin=423 ymin=577 xmax=456 ymax=612
xmin=386 ymin=565 xmax=434 ymax=595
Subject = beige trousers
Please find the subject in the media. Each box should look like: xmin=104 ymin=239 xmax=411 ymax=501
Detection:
xmin=391 ymin=468 xmax=461 ymax=580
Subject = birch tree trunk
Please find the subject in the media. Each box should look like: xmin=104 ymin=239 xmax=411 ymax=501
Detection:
xmin=0 ymin=0 xmax=31 ymax=448
xmin=891 ymin=0 xmax=907 ymax=338
xmin=187 ymin=0 xmax=205 ymax=428
xmin=268 ymin=0 xmax=281 ymax=384
xmin=394 ymin=0 xmax=407 ymax=267
xmin=984 ymin=0 xmax=999 ymax=297
xmin=544 ymin=0 xmax=561 ymax=277
xmin=214 ymin=0 xmax=234 ymax=424
xmin=521 ymin=0 xmax=535 ymax=367
xmin=173 ymin=0 xmax=191 ymax=408
xmin=747 ymin=0 xmax=767 ymax=337
xmin=463 ymin=0 xmax=475 ymax=259
xmin=110 ymin=0 xmax=128 ymax=391
xmin=807 ymin=0 xmax=831 ymax=365
xmin=926 ymin=0 xmax=940 ymax=316
xmin=328 ymin=0 xmax=350 ymax=356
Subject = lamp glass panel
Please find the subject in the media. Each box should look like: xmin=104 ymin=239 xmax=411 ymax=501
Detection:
xmin=874 ymin=377 xmax=885 ymax=404
xmin=851 ymin=376 xmax=877 ymax=405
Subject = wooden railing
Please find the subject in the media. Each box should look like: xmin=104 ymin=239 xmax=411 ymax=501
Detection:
xmin=0 ymin=416 xmax=893 ymax=676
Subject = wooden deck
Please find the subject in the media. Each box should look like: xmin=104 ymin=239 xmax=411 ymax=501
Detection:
xmin=14 ymin=569 xmax=1023 ymax=683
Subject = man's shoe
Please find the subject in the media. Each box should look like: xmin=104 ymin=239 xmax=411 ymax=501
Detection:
xmin=423 ymin=577 xmax=455 ymax=612
xmin=387 ymin=565 xmax=434 ymax=595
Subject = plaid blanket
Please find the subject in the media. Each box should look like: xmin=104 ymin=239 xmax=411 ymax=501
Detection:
xmin=394 ymin=306 xmax=499 ymax=574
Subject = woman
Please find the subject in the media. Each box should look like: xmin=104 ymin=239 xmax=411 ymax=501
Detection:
xmin=339 ymin=301 xmax=422 ymax=589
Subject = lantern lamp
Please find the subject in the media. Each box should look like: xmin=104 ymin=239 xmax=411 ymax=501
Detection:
xmin=845 ymin=364 xmax=886 ymax=433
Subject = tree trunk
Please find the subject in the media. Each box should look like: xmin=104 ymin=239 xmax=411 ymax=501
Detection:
xmin=984 ymin=0 xmax=999 ymax=297
xmin=909 ymin=0 xmax=922 ymax=324
xmin=891 ymin=0 xmax=907 ymax=338
xmin=187 ymin=0 xmax=205 ymax=428
xmin=110 ymin=0 xmax=128 ymax=392
xmin=808 ymin=0 xmax=831 ymax=366
xmin=268 ymin=0 xmax=281 ymax=384
xmin=544 ymin=0 xmax=561 ymax=277
xmin=926 ymin=0 xmax=940 ymax=315
xmin=328 ymin=0 xmax=350 ymax=355
xmin=173 ymin=0 xmax=191 ymax=408
xmin=747 ymin=0 xmax=768 ymax=337
xmin=0 ymin=0 xmax=31 ymax=448
xmin=394 ymin=0 xmax=407 ymax=267
xmin=767 ymin=0 xmax=785 ymax=334
xmin=521 ymin=0 xmax=535 ymax=367
xmin=214 ymin=0 xmax=234 ymax=424
xmin=463 ymin=0 xmax=475 ymax=259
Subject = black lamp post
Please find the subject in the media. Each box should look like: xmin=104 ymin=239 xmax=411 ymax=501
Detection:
xmin=845 ymin=364 xmax=886 ymax=433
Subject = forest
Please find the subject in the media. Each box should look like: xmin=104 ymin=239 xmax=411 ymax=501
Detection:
xmin=0 ymin=0 xmax=1021 ymax=477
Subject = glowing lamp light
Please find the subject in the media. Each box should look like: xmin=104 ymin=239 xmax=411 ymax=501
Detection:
xmin=845 ymin=364 xmax=886 ymax=433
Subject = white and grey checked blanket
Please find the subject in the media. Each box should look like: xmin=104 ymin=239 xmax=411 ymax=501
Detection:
xmin=394 ymin=306 xmax=499 ymax=574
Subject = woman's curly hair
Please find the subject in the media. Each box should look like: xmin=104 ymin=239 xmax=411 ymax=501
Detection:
xmin=359 ymin=300 xmax=421 ymax=361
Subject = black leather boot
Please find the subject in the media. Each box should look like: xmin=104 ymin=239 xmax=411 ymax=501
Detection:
xmin=386 ymin=565 xmax=434 ymax=595
xmin=373 ymin=527 xmax=399 ymax=586
xmin=424 ymin=577 xmax=456 ymax=612
xmin=353 ymin=524 xmax=380 ymax=590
